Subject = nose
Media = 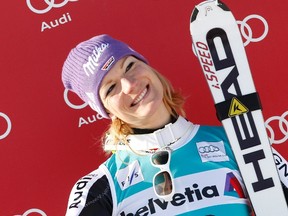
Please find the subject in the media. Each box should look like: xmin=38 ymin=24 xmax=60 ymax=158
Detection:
xmin=120 ymin=76 xmax=137 ymax=95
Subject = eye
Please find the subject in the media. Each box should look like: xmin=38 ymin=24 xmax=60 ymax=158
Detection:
xmin=106 ymin=84 xmax=116 ymax=96
xmin=125 ymin=62 xmax=134 ymax=72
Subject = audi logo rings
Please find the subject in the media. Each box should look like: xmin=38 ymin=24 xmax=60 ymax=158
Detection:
xmin=0 ymin=112 xmax=12 ymax=140
xmin=265 ymin=111 xmax=288 ymax=145
xmin=237 ymin=14 xmax=269 ymax=47
xmin=26 ymin=0 xmax=78 ymax=14
xmin=64 ymin=89 xmax=88 ymax=110
xmin=14 ymin=208 xmax=47 ymax=216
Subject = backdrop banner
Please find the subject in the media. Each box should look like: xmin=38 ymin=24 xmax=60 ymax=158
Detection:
xmin=1 ymin=1 xmax=287 ymax=215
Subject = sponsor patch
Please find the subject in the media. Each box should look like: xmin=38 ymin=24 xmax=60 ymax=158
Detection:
xmin=116 ymin=160 xmax=144 ymax=190
xmin=102 ymin=56 xmax=115 ymax=71
xmin=196 ymin=141 xmax=229 ymax=162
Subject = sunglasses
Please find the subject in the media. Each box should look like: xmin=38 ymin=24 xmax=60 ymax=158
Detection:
xmin=150 ymin=148 xmax=175 ymax=201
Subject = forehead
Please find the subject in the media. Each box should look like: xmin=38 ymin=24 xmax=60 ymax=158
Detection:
xmin=99 ymin=56 xmax=131 ymax=94
xmin=101 ymin=55 xmax=140 ymax=82
xmin=101 ymin=56 xmax=127 ymax=83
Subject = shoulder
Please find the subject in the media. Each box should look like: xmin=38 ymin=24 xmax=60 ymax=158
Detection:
xmin=65 ymin=166 xmax=113 ymax=216
xmin=197 ymin=124 xmax=227 ymax=140
xmin=195 ymin=124 xmax=233 ymax=152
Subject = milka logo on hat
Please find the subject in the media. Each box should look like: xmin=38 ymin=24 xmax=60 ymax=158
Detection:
xmin=83 ymin=43 xmax=109 ymax=76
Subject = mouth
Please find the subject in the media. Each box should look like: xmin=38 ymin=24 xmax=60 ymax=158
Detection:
xmin=131 ymin=85 xmax=148 ymax=107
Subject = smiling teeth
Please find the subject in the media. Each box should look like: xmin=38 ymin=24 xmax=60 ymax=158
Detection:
xmin=132 ymin=88 xmax=147 ymax=106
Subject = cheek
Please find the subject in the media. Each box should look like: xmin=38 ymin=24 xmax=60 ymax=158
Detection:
xmin=154 ymin=80 xmax=164 ymax=98
xmin=105 ymin=95 xmax=123 ymax=114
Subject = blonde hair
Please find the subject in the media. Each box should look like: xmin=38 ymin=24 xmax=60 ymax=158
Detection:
xmin=102 ymin=68 xmax=186 ymax=151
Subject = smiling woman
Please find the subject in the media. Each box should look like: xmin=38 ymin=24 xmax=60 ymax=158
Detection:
xmin=99 ymin=56 xmax=171 ymax=129
xmin=61 ymin=34 xmax=254 ymax=216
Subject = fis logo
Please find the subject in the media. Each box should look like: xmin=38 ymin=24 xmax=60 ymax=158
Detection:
xmin=117 ymin=160 xmax=144 ymax=190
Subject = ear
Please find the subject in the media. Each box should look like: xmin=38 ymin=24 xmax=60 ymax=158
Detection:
xmin=105 ymin=109 xmax=113 ymax=119
xmin=109 ymin=113 xmax=116 ymax=120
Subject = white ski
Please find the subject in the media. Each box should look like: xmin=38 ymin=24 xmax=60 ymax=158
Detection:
xmin=190 ymin=1 xmax=288 ymax=215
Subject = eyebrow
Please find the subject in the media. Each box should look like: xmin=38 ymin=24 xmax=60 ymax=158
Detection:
xmin=101 ymin=56 xmax=132 ymax=98
xmin=100 ymin=58 xmax=123 ymax=98
xmin=120 ymin=56 xmax=130 ymax=70
xmin=100 ymin=78 xmax=113 ymax=99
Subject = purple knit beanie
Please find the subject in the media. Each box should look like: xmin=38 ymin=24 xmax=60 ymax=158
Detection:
xmin=62 ymin=34 xmax=148 ymax=119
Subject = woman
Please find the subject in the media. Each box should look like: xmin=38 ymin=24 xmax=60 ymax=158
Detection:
xmin=62 ymin=34 xmax=253 ymax=215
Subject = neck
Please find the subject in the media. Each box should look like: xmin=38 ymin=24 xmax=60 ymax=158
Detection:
xmin=132 ymin=115 xmax=177 ymax=134
xmin=104 ymin=116 xmax=196 ymax=152
xmin=127 ymin=105 xmax=172 ymax=131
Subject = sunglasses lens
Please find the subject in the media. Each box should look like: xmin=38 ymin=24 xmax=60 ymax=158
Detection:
xmin=152 ymin=151 xmax=169 ymax=165
xmin=154 ymin=171 xmax=173 ymax=196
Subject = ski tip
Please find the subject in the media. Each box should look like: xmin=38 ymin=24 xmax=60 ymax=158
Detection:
xmin=190 ymin=8 xmax=199 ymax=23
xmin=218 ymin=0 xmax=230 ymax=11
xmin=190 ymin=0 xmax=231 ymax=24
